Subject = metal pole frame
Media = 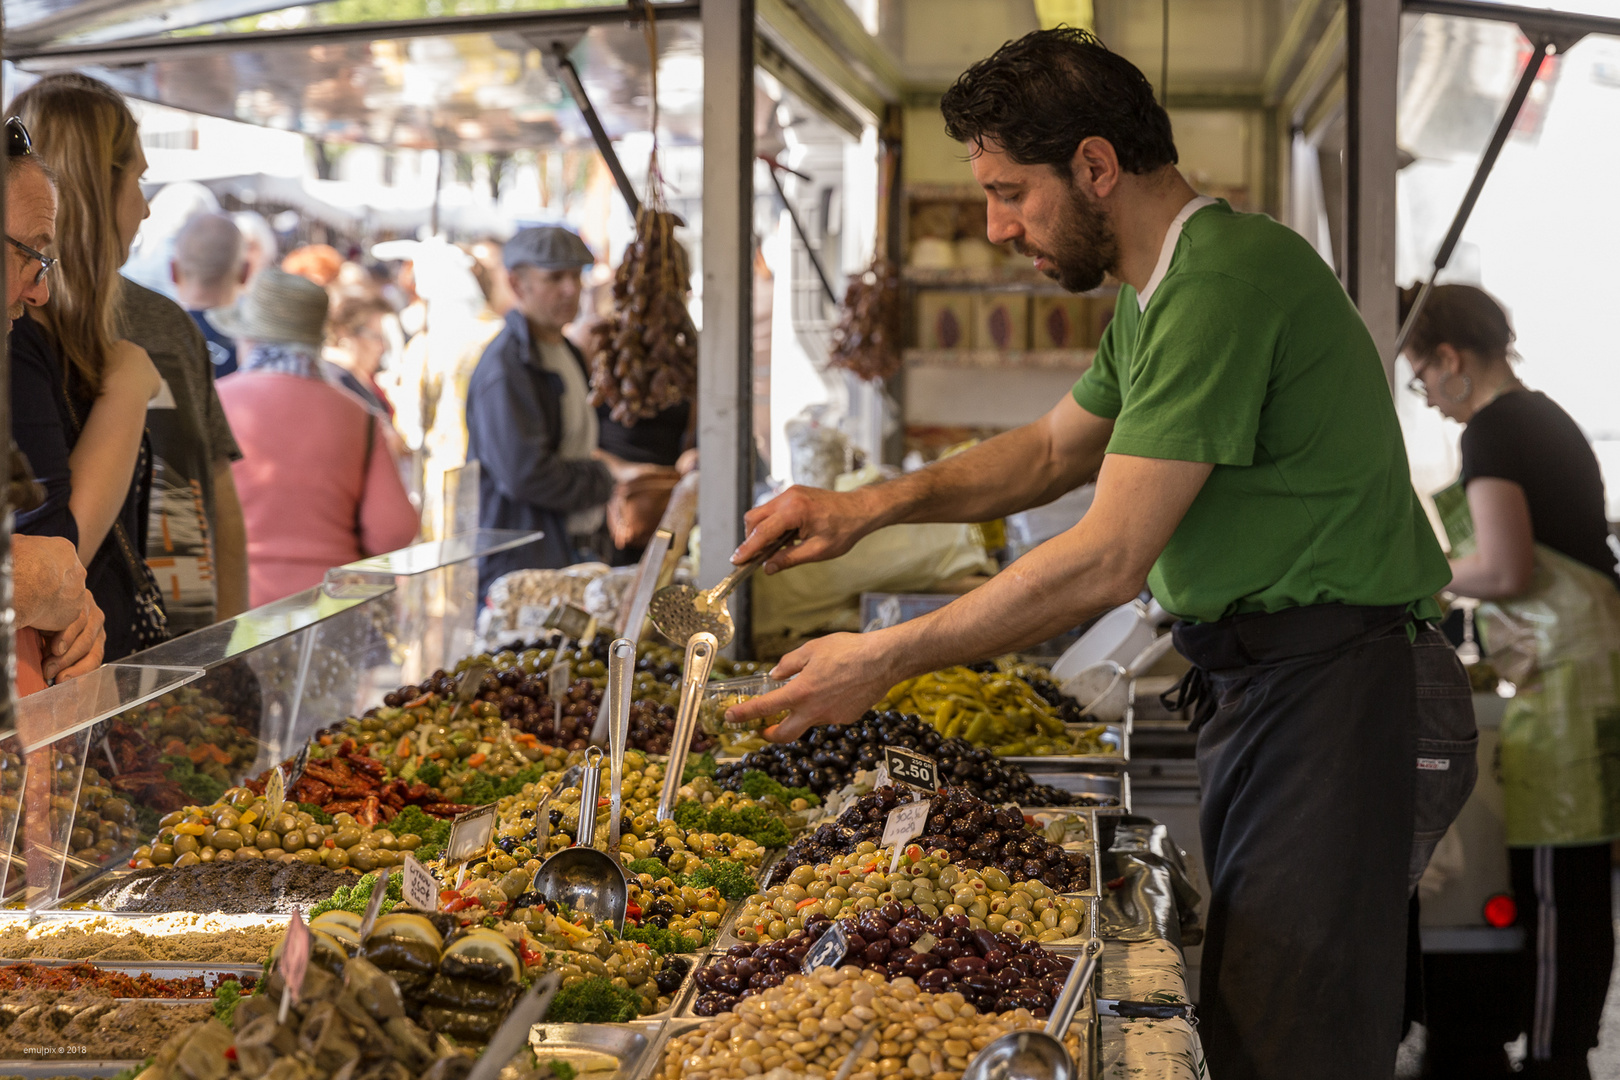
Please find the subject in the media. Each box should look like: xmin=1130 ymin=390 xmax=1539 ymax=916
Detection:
xmin=552 ymin=43 xmax=644 ymax=219
xmin=698 ymin=0 xmax=755 ymax=656
xmin=1344 ymin=0 xmax=1401 ymax=380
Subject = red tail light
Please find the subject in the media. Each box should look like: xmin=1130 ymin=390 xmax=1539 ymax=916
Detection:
xmin=1483 ymin=893 xmax=1518 ymax=928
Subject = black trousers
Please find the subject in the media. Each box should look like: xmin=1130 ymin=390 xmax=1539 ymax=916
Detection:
xmin=1173 ymin=604 xmax=1476 ymax=1080
xmin=1424 ymin=845 xmax=1612 ymax=1079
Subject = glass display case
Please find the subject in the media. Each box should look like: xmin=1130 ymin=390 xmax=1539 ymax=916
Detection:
xmin=1 ymin=529 xmax=540 ymax=912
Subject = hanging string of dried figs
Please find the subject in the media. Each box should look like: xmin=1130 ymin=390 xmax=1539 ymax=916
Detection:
xmin=586 ymin=7 xmax=697 ymax=426
xmin=828 ymin=144 xmax=901 ymax=382
xmin=828 ymin=256 xmax=902 ymax=382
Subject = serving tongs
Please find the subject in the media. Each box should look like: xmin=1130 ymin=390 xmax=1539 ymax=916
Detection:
xmin=648 ymin=531 xmax=798 ymax=647
xmin=656 ymin=633 xmax=718 ymax=822
xmin=531 ymin=746 xmax=629 ymax=931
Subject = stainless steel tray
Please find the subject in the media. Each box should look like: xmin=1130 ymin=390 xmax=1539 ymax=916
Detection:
xmin=9 ymin=959 xmax=264 ymax=985
xmin=0 ymin=1060 xmax=145 ymax=1078
xmin=529 ymin=1020 xmax=666 ymax=1080
xmin=1020 ymin=772 xmax=1132 ymax=811
xmin=1003 ymin=720 xmax=1129 ymax=770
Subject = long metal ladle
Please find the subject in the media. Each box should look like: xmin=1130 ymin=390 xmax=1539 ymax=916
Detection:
xmin=530 ymin=746 xmax=628 ymax=931
xmin=961 ymin=940 xmax=1103 ymax=1080
xmin=648 ymin=531 xmax=797 ymax=647
xmin=656 ymin=633 xmax=718 ymax=822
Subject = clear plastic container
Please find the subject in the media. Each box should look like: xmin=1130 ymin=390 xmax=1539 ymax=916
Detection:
xmin=699 ymin=675 xmax=789 ymax=736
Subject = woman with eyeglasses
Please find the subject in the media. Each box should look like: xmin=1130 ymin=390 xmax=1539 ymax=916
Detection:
xmin=1402 ymin=282 xmax=1620 ymax=1079
xmin=6 ymin=77 xmax=167 ymax=660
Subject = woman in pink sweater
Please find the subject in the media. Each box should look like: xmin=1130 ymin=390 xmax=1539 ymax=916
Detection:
xmin=214 ymin=268 xmax=419 ymax=606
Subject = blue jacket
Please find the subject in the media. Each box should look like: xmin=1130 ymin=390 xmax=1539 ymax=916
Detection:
xmin=465 ymin=309 xmax=613 ymax=598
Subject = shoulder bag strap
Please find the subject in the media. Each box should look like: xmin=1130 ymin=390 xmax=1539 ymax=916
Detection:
xmin=356 ymin=412 xmax=376 ymax=547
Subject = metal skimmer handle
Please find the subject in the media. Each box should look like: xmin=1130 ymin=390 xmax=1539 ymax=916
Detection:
xmin=1046 ymin=939 xmax=1103 ymax=1040
xmin=658 ymin=632 xmax=718 ymax=821
xmin=607 ymin=638 xmax=634 ymax=850
xmin=706 ymin=530 xmax=799 ymax=604
xmin=577 ymin=747 xmax=604 ymax=848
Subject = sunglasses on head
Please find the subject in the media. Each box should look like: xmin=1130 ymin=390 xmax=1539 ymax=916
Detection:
xmin=4 ymin=117 xmax=55 ymax=286
xmin=6 ymin=117 xmax=31 ymax=158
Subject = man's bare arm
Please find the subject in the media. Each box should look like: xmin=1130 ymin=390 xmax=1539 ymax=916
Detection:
xmin=735 ymin=395 xmax=1113 ymax=572
xmin=728 ymin=453 xmax=1213 ymax=740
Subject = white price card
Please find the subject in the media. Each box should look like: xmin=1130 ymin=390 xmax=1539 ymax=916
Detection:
xmin=871 ymin=764 xmax=890 ymax=790
xmin=278 ymin=910 xmax=311 ymax=1023
xmin=264 ymin=767 xmax=286 ymax=821
xmin=401 ymin=854 xmax=440 ymax=912
xmin=883 ymin=801 xmax=931 ymax=872
xmin=445 ymin=803 xmax=498 ymax=865
xmin=801 ymin=920 xmax=849 ymax=974
xmin=359 ymin=866 xmax=391 ymax=940
xmin=549 ymin=659 xmax=571 ymax=707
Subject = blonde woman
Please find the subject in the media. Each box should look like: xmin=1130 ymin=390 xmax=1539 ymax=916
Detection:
xmin=8 ymin=74 xmax=166 ymax=659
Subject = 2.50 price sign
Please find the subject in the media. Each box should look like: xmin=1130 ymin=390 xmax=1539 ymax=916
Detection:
xmin=883 ymin=747 xmax=939 ymax=792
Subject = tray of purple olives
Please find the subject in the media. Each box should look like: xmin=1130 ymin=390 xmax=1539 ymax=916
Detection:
xmin=683 ymin=911 xmax=1087 ymax=1018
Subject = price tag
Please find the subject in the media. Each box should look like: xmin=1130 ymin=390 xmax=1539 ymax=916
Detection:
xmin=549 ymin=658 xmax=571 ymax=710
xmin=277 ymin=910 xmax=311 ymax=1023
xmin=871 ymin=763 xmax=889 ymax=790
xmin=359 ymin=866 xmax=391 ymax=940
xmin=264 ymin=767 xmax=286 ymax=821
xmin=801 ymin=920 xmax=849 ymax=974
xmin=883 ymin=801 xmax=932 ymax=872
xmin=517 ymin=605 xmax=548 ymax=633
xmin=883 ymin=748 xmax=939 ymax=793
xmin=401 ymin=854 xmax=440 ymax=912
xmin=285 ymin=744 xmax=310 ymax=789
xmin=445 ymin=803 xmax=499 ymax=865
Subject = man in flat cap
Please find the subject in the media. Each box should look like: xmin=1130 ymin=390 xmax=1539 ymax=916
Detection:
xmin=465 ymin=226 xmax=645 ymax=597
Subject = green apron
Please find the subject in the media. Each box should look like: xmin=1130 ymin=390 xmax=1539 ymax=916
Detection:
xmin=1435 ymin=480 xmax=1620 ymax=846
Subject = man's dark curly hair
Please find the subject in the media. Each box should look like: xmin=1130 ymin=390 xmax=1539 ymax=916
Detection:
xmin=940 ymin=27 xmax=1177 ymax=176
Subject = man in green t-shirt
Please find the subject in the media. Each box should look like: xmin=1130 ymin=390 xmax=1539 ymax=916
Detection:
xmin=727 ymin=28 xmax=1476 ymax=1080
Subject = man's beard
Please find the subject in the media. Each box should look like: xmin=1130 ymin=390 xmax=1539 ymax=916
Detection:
xmin=6 ymin=300 xmax=23 ymax=328
xmin=1018 ymin=183 xmax=1118 ymax=294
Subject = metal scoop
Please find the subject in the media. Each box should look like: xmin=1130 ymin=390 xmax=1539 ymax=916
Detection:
xmin=961 ymin=940 xmax=1102 ymax=1080
xmin=531 ymin=747 xmax=629 ymax=931
xmin=656 ymin=633 xmax=718 ymax=822
xmin=604 ymin=638 xmax=635 ymax=850
xmin=648 ymin=531 xmax=798 ymax=646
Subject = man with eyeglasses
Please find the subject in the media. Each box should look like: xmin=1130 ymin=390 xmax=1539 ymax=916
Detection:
xmin=5 ymin=115 xmax=106 ymax=689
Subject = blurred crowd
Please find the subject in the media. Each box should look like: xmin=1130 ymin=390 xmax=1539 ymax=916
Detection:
xmin=3 ymin=72 xmax=692 ymax=695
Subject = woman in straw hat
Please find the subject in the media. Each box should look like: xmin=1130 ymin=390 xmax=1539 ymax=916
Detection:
xmin=213 ymin=267 xmax=419 ymax=606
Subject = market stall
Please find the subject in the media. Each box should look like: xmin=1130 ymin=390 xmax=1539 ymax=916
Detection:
xmin=0 ymin=524 xmax=1202 ymax=1080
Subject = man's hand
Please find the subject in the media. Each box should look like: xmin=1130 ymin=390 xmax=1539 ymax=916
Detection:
xmin=733 ymin=486 xmax=883 ymax=575
xmin=13 ymin=534 xmax=89 ymax=632
xmin=725 ymin=631 xmax=902 ymax=742
xmin=42 ymin=589 xmax=104 ymax=683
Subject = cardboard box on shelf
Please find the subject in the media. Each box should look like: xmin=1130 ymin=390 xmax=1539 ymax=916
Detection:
xmin=1031 ymin=295 xmax=1092 ymax=350
xmin=916 ymin=291 xmax=973 ymax=350
xmin=973 ymin=293 xmax=1028 ymax=351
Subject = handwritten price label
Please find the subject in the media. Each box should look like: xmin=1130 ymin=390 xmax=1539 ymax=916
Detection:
xmin=883 ymin=801 xmax=931 ymax=872
xmin=401 ymin=854 xmax=440 ymax=912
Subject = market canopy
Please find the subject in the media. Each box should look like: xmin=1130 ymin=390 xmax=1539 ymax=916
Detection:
xmin=8 ymin=2 xmax=704 ymax=154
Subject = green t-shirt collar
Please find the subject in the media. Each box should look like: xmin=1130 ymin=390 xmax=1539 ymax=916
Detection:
xmin=1135 ymin=195 xmax=1220 ymax=313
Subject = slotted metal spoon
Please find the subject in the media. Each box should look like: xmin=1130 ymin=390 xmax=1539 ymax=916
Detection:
xmin=648 ymin=531 xmax=798 ymax=647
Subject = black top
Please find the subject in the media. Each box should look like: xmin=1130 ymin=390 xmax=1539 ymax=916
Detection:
xmin=11 ymin=312 xmax=157 ymax=659
xmin=1461 ymin=389 xmax=1617 ymax=584
xmin=596 ymin=400 xmax=691 ymax=467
